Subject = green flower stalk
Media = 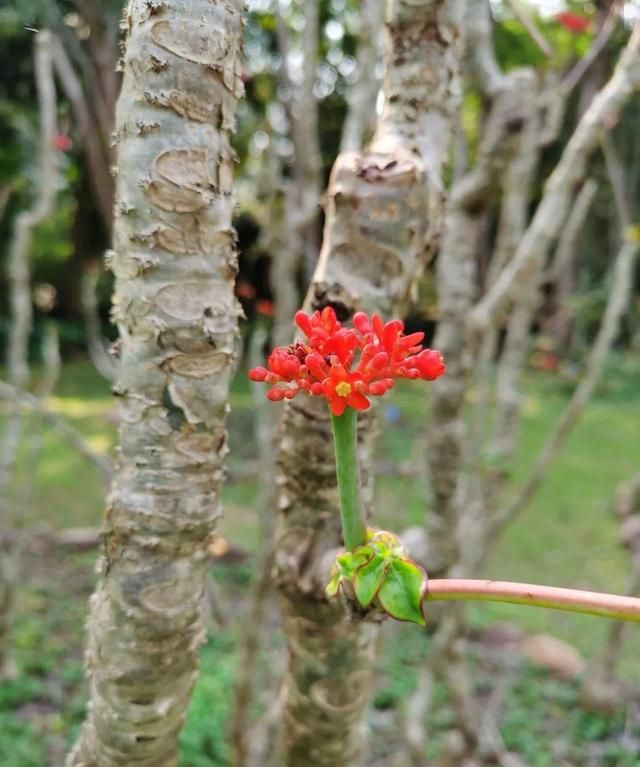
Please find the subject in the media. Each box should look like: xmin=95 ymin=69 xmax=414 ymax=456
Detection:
xmin=330 ymin=409 xmax=367 ymax=550
xmin=250 ymin=307 xmax=640 ymax=626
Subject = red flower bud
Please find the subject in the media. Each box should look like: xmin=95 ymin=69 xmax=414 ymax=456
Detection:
xmin=249 ymin=307 xmax=445 ymax=412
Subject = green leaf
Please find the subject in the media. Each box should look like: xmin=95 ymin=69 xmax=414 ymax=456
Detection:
xmin=336 ymin=545 xmax=373 ymax=579
xmin=353 ymin=556 xmax=388 ymax=607
xmin=368 ymin=530 xmax=404 ymax=559
xmin=377 ymin=559 xmax=427 ymax=625
xmin=326 ymin=571 xmax=341 ymax=597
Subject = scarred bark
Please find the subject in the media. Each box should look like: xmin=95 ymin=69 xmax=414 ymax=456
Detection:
xmin=274 ymin=3 xmax=462 ymax=765
xmin=67 ymin=2 xmax=244 ymax=765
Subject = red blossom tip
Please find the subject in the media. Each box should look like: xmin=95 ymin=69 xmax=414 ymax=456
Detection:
xmin=294 ymin=310 xmax=312 ymax=335
xmin=555 ymin=11 xmax=590 ymax=33
xmin=249 ymin=310 xmax=445 ymax=412
xmin=248 ymin=366 xmax=268 ymax=382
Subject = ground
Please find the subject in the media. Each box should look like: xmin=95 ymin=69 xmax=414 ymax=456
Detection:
xmin=1 ymin=354 xmax=639 ymax=766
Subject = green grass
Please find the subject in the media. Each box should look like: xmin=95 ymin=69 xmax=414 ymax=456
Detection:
xmin=1 ymin=354 xmax=639 ymax=764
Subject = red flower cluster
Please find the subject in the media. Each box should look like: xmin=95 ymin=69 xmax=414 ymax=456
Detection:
xmin=555 ymin=11 xmax=590 ymax=33
xmin=248 ymin=307 xmax=445 ymax=416
xmin=52 ymin=132 xmax=72 ymax=152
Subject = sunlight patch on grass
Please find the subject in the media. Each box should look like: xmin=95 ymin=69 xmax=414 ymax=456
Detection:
xmin=48 ymin=396 xmax=111 ymax=419
xmin=84 ymin=434 xmax=113 ymax=454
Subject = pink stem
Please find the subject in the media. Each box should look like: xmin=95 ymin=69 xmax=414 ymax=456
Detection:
xmin=426 ymin=579 xmax=640 ymax=622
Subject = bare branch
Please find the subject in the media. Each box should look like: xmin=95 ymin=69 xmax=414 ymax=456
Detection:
xmin=491 ymin=236 xmax=639 ymax=537
xmin=51 ymin=35 xmax=114 ymax=232
xmin=562 ymin=7 xmax=620 ymax=95
xmin=465 ymin=0 xmax=503 ymax=97
xmin=0 ymin=381 xmax=112 ymax=480
xmin=0 ymin=185 xmax=11 ymax=223
xmin=80 ymin=266 xmax=118 ymax=382
xmin=601 ymin=133 xmax=633 ymax=230
xmin=504 ymin=0 xmax=553 ymax=57
xmin=471 ymin=22 xmax=640 ymax=333
xmin=546 ymin=178 xmax=598 ymax=282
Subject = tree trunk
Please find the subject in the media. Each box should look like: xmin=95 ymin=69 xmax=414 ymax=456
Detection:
xmin=275 ymin=2 xmax=462 ymax=765
xmin=67 ymin=2 xmax=244 ymax=764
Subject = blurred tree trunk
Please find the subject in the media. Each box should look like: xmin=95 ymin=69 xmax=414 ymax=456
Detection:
xmin=274 ymin=2 xmax=462 ymax=765
xmin=407 ymin=9 xmax=640 ymax=766
xmin=0 ymin=29 xmax=57 ymax=681
xmin=276 ymin=0 xmax=323 ymax=283
xmin=426 ymin=0 xmax=538 ymax=580
xmin=340 ymin=0 xmax=384 ymax=153
xmin=67 ymin=1 xmax=244 ymax=764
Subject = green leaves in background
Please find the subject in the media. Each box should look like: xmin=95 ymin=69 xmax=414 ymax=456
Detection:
xmin=377 ymin=559 xmax=427 ymax=625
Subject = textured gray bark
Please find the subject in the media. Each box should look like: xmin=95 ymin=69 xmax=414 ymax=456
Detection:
xmin=274 ymin=3 xmax=462 ymax=765
xmin=67 ymin=2 xmax=244 ymax=764
xmin=0 ymin=30 xmax=57 ymax=680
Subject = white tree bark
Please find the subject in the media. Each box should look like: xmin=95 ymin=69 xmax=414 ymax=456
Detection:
xmin=67 ymin=2 xmax=244 ymax=764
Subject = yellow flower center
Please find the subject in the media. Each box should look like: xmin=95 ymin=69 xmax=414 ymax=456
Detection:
xmin=335 ymin=381 xmax=352 ymax=398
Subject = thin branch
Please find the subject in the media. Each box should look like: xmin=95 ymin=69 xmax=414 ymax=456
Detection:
xmin=546 ymin=178 xmax=598 ymax=281
xmin=51 ymin=34 xmax=114 ymax=232
xmin=81 ymin=265 xmax=117 ymax=382
xmin=465 ymin=0 xmax=503 ymax=97
xmin=0 ymin=381 xmax=112 ymax=479
xmin=504 ymin=0 xmax=553 ymax=57
xmin=601 ymin=133 xmax=633 ymax=230
xmin=491 ymin=236 xmax=638 ymax=536
xmin=426 ymin=579 xmax=640 ymax=622
xmin=471 ymin=22 xmax=640 ymax=333
xmin=229 ymin=324 xmax=279 ymax=767
xmin=562 ymin=7 xmax=619 ymax=94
